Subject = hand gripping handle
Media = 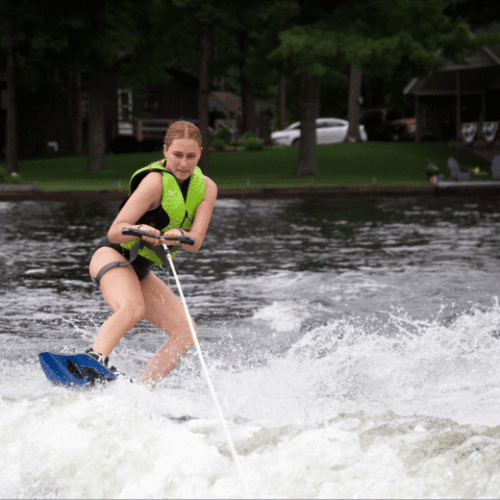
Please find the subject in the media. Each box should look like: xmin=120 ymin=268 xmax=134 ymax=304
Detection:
xmin=122 ymin=227 xmax=195 ymax=245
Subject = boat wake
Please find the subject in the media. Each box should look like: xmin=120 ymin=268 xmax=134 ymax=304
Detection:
xmin=2 ymin=297 xmax=500 ymax=498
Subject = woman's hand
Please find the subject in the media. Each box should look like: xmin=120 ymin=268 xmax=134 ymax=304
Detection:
xmin=139 ymin=225 xmax=162 ymax=245
xmin=162 ymin=228 xmax=185 ymax=246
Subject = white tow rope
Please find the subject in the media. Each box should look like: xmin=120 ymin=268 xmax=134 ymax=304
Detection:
xmin=162 ymin=239 xmax=253 ymax=498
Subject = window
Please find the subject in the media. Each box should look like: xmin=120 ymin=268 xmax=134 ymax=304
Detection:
xmin=117 ymin=89 xmax=133 ymax=122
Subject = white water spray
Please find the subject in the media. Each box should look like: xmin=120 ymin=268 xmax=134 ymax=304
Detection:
xmin=163 ymin=239 xmax=253 ymax=498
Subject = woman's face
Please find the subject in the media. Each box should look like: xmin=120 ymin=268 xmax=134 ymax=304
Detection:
xmin=163 ymin=138 xmax=202 ymax=183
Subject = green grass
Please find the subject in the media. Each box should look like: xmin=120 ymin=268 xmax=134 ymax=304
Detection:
xmin=1 ymin=141 xmax=491 ymax=190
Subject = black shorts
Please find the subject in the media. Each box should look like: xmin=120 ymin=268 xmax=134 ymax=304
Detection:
xmin=90 ymin=236 xmax=153 ymax=285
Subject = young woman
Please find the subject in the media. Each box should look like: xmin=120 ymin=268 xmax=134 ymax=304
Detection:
xmin=88 ymin=121 xmax=217 ymax=387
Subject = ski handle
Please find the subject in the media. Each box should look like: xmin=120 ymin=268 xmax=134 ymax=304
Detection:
xmin=122 ymin=227 xmax=195 ymax=246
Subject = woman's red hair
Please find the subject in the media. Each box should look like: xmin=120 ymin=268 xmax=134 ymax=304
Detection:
xmin=164 ymin=121 xmax=202 ymax=149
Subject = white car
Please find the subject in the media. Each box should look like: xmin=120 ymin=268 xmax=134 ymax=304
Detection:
xmin=271 ymin=118 xmax=368 ymax=146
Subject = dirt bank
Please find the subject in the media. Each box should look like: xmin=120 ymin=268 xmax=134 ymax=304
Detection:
xmin=1 ymin=183 xmax=500 ymax=202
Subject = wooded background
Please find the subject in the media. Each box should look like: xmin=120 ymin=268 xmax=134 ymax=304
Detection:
xmin=1 ymin=0 xmax=500 ymax=176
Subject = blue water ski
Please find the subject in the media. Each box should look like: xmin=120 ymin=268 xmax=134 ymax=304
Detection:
xmin=38 ymin=352 xmax=117 ymax=387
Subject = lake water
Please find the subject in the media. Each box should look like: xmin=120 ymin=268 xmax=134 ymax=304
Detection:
xmin=2 ymin=196 xmax=500 ymax=498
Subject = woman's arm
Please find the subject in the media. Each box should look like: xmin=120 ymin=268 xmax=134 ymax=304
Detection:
xmin=165 ymin=176 xmax=218 ymax=252
xmin=107 ymin=172 xmax=163 ymax=245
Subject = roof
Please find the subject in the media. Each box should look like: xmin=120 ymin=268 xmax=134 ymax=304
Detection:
xmin=404 ymin=23 xmax=500 ymax=95
xmin=438 ymin=46 xmax=500 ymax=72
xmin=405 ymin=65 xmax=500 ymax=95
xmin=209 ymin=91 xmax=241 ymax=116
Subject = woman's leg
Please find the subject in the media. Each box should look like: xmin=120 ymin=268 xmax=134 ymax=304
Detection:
xmin=138 ymin=272 xmax=198 ymax=386
xmin=89 ymin=247 xmax=146 ymax=356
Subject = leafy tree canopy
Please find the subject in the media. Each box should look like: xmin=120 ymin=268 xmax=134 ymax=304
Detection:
xmin=268 ymin=0 xmax=500 ymax=83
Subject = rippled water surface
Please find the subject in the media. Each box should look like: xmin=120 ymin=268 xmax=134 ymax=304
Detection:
xmin=3 ymin=196 xmax=500 ymax=499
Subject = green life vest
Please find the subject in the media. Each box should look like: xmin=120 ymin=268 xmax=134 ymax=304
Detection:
xmin=120 ymin=161 xmax=205 ymax=264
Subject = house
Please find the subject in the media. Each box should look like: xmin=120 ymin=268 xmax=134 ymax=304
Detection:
xmin=1 ymin=63 xmax=243 ymax=159
xmin=108 ymin=67 xmax=242 ymax=153
xmin=403 ymin=23 xmax=500 ymax=158
xmin=110 ymin=67 xmax=200 ymax=153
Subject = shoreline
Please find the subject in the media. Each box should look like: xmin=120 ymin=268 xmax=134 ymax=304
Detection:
xmin=1 ymin=183 xmax=500 ymax=201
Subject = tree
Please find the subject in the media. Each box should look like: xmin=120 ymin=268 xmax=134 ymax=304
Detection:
xmin=68 ymin=1 xmax=140 ymax=171
xmin=336 ymin=0 xmax=500 ymax=141
xmin=272 ymin=0 xmax=500 ymax=170
xmin=268 ymin=0 xmax=365 ymax=175
xmin=297 ymin=72 xmax=319 ymax=175
xmin=203 ymin=0 xmax=298 ymax=142
xmin=269 ymin=22 xmax=343 ymax=175
xmin=0 ymin=1 xmax=76 ymax=168
xmin=198 ymin=27 xmax=210 ymax=174
xmin=0 ymin=1 xmax=142 ymax=170
xmin=0 ymin=1 xmax=44 ymax=172
xmin=277 ymin=72 xmax=287 ymax=130
xmin=4 ymin=31 xmax=17 ymax=174
xmin=346 ymin=64 xmax=362 ymax=140
xmin=445 ymin=0 xmax=500 ymax=31
xmin=168 ymin=0 xmax=233 ymax=175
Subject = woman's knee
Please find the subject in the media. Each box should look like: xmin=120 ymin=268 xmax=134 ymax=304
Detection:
xmin=98 ymin=269 xmax=146 ymax=321
xmin=173 ymin=325 xmax=196 ymax=349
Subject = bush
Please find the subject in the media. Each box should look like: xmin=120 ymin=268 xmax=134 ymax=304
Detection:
xmin=0 ymin=166 xmax=22 ymax=183
xmin=217 ymin=127 xmax=232 ymax=144
xmin=210 ymin=128 xmax=233 ymax=149
xmin=211 ymin=137 xmax=226 ymax=150
xmin=241 ymin=132 xmax=263 ymax=151
xmin=209 ymin=130 xmax=218 ymax=142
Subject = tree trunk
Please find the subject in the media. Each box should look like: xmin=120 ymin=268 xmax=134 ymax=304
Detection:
xmin=455 ymin=69 xmax=461 ymax=142
xmin=346 ymin=62 xmax=362 ymax=140
xmin=414 ymin=95 xmax=421 ymax=142
xmin=241 ymin=74 xmax=255 ymax=135
xmin=5 ymin=39 xmax=17 ymax=174
xmin=240 ymin=37 xmax=255 ymax=135
xmin=259 ymin=108 xmax=273 ymax=145
xmin=198 ymin=27 xmax=210 ymax=175
xmin=87 ymin=71 xmax=106 ymax=171
xmin=71 ymin=70 xmax=84 ymax=154
xmin=277 ymin=73 xmax=286 ymax=131
xmin=297 ymin=72 xmax=319 ymax=176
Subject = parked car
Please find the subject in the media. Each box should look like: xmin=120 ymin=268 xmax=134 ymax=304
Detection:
xmin=389 ymin=117 xmax=416 ymax=141
xmin=360 ymin=108 xmax=415 ymax=141
xmin=271 ymin=118 xmax=368 ymax=146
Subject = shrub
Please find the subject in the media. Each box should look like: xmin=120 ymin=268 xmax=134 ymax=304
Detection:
xmin=0 ymin=166 xmax=22 ymax=183
xmin=217 ymin=127 xmax=232 ymax=144
xmin=210 ymin=128 xmax=233 ymax=149
xmin=209 ymin=130 xmax=218 ymax=143
xmin=211 ymin=137 xmax=226 ymax=150
xmin=241 ymin=132 xmax=263 ymax=151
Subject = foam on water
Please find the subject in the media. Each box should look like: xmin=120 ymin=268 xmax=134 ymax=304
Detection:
xmin=3 ymin=295 xmax=500 ymax=498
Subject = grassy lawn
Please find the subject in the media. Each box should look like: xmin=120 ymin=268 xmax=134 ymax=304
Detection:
xmin=1 ymin=141 xmax=491 ymax=190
